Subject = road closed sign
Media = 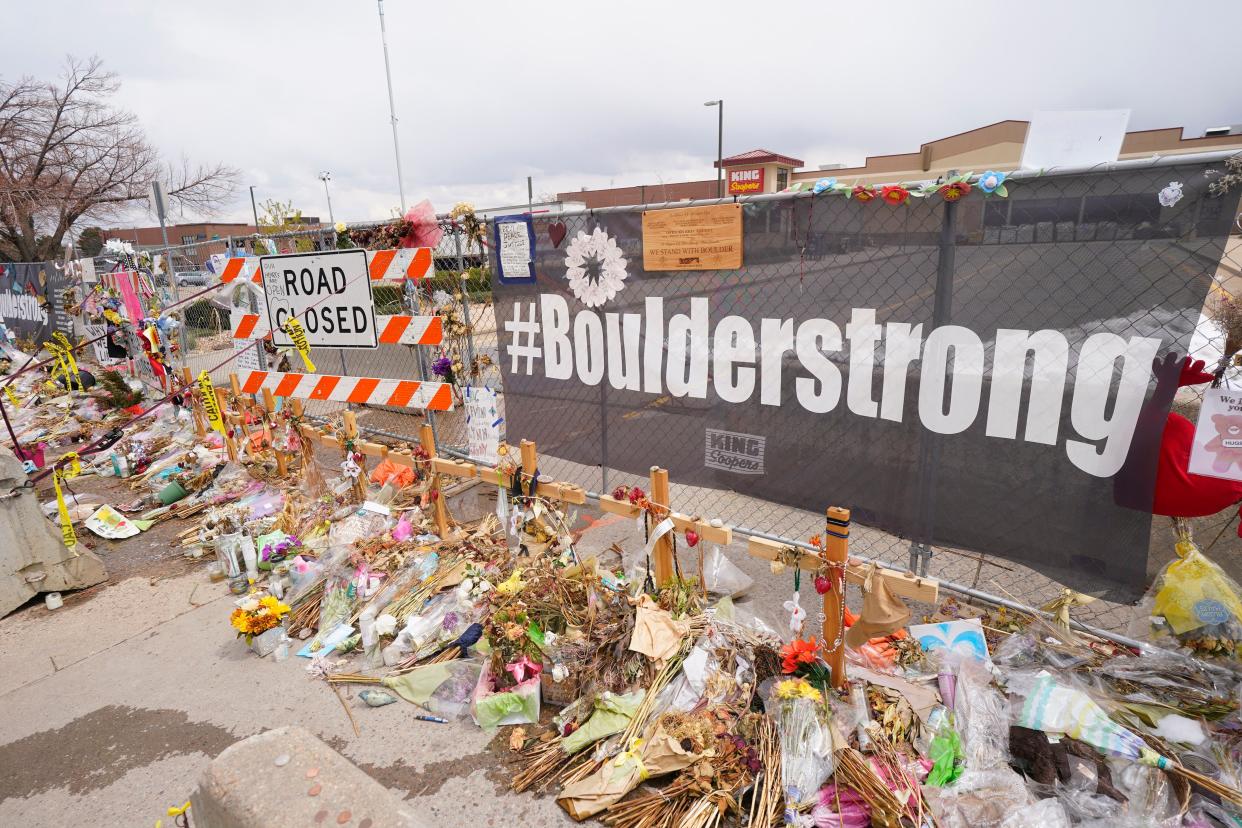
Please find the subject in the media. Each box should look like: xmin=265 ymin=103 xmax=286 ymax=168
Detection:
xmin=259 ymin=249 xmax=377 ymax=349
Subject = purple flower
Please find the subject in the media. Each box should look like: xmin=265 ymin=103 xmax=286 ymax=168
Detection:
xmin=431 ymin=356 xmax=452 ymax=378
xmin=442 ymin=611 xmax=460 ymax=631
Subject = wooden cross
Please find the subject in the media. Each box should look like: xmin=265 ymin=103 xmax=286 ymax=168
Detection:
xmin=747 ymin=508 xmax=938 ymax=689
xmin=598 ymin=466 xmax=732 ymax=588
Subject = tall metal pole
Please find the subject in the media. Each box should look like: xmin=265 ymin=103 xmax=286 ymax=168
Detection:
xmin=377 ymin=0 xmax=407 ymax=213
xmin=704 ymin=100 xmax=724 ymax=197
xmin=716 ymin=100 xmax=724 ymax=198
xmin=319 ymin=172 xmax=335 ymax=225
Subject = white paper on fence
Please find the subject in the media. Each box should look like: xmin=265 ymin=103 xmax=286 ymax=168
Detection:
xmin=84 ymin=504 xmax=140 ymax=539
xmin=1189 ymin=386 xmax=1242 ymax=482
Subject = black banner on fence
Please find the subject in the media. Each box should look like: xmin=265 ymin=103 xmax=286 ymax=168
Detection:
xmin=495 ymin=160 xmax=1241 ymax=596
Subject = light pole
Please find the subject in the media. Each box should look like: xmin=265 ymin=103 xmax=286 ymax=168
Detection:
xmin=376 ymin=0 xmax=407 ymax=212
xmin=249 ymin=185 xmax=261 ymax=229
xmin=319 ymin=171 xmax=335 ymax=225
xmin=704 ymin=99 xmax=723 ymax=198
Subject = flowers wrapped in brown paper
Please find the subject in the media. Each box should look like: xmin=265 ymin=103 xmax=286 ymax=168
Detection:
xmin=627 ymin=595 xmax=690 ymax=665
xmin=557 ymin=720 xmax=706 ymax=820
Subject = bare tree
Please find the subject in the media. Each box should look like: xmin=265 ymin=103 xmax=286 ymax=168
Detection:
xmin=0 ymin=56 xmax=238 ymax=262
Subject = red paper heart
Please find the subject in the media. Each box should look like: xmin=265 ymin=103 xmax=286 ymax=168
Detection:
xmin=548 ymin=221 xmax=567 ymax=248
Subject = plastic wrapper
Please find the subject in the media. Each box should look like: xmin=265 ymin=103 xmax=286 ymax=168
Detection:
xmin=561 ymin=690 xmax=645 ymax=755
xmin=952 ymin=656 xmax=1010 ymax=771
xmin=677 ymin=544 xmax=753 ymax=597
xmin=773 ymin=692 xmax=837 ymax=806
xmin=471 ymin=660 xmax=540 ymax=731
xmin=923 ymin=768 xmax=1035 ymax=828
xmin=328 ymin=509 xmax=394 ymax=548
xmin=997 ymin=798 xmax=1070 ymax=828
xmin=381 ymin=658 xmax=482 ymax=720
xmin=1133 ymin=536 xmax=1242 ymax=663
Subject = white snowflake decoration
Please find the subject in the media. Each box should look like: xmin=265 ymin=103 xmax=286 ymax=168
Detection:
xmin=564 ymin=227 xmax=628 ymax=308
xmin=1158 ymin=181 xmax=1184 ymax=208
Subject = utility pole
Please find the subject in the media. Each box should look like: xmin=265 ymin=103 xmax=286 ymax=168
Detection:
xmin=704 ymin=99 xmax=724 ymax=198
xmin=377 ymin=0 xmax=407 ymax=212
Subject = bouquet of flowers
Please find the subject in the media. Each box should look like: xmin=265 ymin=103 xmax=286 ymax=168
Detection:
xmin=230 ymin=594 xmax=291 ymax=644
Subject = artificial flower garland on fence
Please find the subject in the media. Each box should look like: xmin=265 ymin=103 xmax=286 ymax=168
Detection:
xmin=800 ymin=170 xmax=1010 ymax=203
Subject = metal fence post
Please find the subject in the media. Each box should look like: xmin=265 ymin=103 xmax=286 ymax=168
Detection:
xmin=453 ymin=227 xmax=477 ymax=386
xmin=909 ymin=188 xmax=958 ymax=577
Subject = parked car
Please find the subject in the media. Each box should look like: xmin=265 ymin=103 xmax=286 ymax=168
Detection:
xmin=174 ymin=270 xmax=209 ymax=287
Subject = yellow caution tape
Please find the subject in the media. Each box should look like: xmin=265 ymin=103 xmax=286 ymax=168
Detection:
xmin=283 ymin=318 xmax=316 ymax=373
xmin=3 ymin=385 xmax=21 ymax=409
xmin=52 ymin=452 xmax=81 ymax=550
xmin=197 ymin=371 xmax=226 ymax=435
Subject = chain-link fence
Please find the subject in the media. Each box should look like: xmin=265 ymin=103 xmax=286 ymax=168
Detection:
xmin=86 ymin=152 xmax=1242 ymax=644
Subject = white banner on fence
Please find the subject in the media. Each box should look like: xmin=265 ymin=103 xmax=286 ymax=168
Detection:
xmin=465 ymin=386 xmax=501 ymax=465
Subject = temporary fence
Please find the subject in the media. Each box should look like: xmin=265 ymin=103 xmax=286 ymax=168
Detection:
xmin=66 ymin=150 xmax=1242 ymax=645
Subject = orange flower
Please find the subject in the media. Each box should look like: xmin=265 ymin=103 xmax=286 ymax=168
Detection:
xmin=808 ymin=534 xmax=823 ymax=549
xmin=779 ymin=637 xmax=821 ymax=673
xmin=852 ymin=185 xmax=876 ymax=202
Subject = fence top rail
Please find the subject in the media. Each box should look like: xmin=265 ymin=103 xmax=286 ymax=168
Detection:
xmin=454 ymin=148 xmax=1242 ymax=221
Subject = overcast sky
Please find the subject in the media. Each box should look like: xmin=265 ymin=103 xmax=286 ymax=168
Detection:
xmin=6 ymin=0 xmax=1242 ymax=229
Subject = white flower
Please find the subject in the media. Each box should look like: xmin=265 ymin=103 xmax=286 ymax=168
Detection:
xmin=564 ymin=227 xmax=628 ymax=308
xmin=374 ymin=613 xmax=397 ymax=636
xmin=783 ymin=592 xmax=806 ymax=635
xmin=240 ymin=598 xmax=260 ymax=612
xmin=432 ymin=289 xmax=453 ymax=307
xmin=104 ymin=238 xmax=135 ymax=256
xmin=1158 ymin=181 xmax=1184 ymax=208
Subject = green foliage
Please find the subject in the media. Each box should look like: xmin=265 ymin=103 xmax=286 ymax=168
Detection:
xmin=257 ymin=199 xmax=314 ymax=253
xmin=95 ymin=369 xmax=143 ymax=409
xmin=77 ymin=227 xmax=105 ymax=257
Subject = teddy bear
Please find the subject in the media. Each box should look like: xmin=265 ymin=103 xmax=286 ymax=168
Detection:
xmin=1206 ymin=413 xmax=1242 ymax=474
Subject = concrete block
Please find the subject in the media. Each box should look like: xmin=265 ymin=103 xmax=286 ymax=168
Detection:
xmin=190 ymin=726 xmax=426 ymax=828
xmin=0 ymin=445 xmax=105 ymax=616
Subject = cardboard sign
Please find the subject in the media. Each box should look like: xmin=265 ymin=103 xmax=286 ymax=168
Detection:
xmin=465 ymin=386 xmax=501 ymax=465
xmin=727 ymin=167 xmax=765 ymax=195
xmin=1189 ymin=386 xmax=1242 ymax=481
xmin=641 ymin=204 xmax=743 ymax=271
xmin=260 ymin=249 xmax=376 ymax=349
xmin=84 ymin=323 xmax=112 ymax=364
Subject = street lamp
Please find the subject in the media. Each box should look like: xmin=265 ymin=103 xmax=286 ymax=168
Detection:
xmin=704 ymin=100 xmax=723 ymax=198
xmin=319 ymin=171 xmax=335 ymax=226
xmin=376 ymin=0 xmax=407 ymax=212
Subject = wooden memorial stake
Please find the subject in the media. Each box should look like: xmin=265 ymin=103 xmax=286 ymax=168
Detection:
xmin=181 ymin=367 xmax=206 ymax=438
xmin=261 ymin=388 xmax=288 ymax=477
xmin=597 ymin=468 xmax=732 ymax=588
xmin=419 ymin=423 xmax=452 ymax=539
xmin=745 ymin=512 xmax=939 ymax=692
xmin=214 ymin=387 xmax=238 ymax=462
xmin=342 ymin=411 xmax=367 ymax=501
xmin=650 ymin=466 xmax=674 ymax=587
xmin=822 ymin=507 xmax=850 ymax=689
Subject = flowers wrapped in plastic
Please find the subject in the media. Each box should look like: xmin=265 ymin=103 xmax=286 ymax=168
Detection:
xmin=772 ymin=678 xmax=837 ymax=808
xmin=1136 ymin=533 xmax=1242 ymax=662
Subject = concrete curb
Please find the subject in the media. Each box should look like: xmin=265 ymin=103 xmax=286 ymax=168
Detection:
xmin=190 ymin=726 xmax=426 ymax=827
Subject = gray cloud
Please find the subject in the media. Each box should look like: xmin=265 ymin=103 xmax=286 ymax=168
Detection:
xmin=4 ymin=0 xmax=1240 ymax=227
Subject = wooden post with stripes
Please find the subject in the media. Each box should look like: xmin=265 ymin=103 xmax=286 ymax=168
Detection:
xmin=420 ymin=423 xmax=452 ymax=539
xmin=822 ymin=507 xmax=850 ymax=690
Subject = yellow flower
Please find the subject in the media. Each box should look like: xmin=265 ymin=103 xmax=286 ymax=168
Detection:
xmin=495 ymin=568 xmax=526 ymax=596
xmin=775 ymin=678 xmax=823 ymax=703
xmin=334 ymin=221 xmax=347 ymax=234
